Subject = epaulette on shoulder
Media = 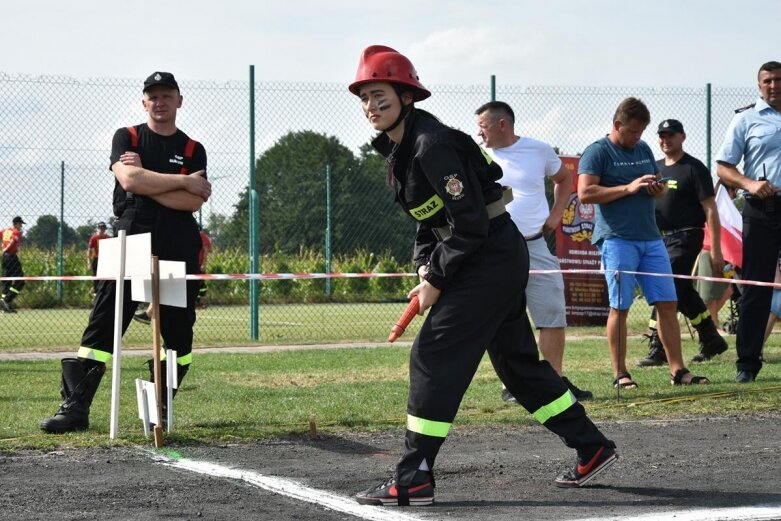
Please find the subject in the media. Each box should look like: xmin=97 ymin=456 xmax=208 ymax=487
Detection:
xmin=734 ymin=103 xmax=755 ymax=114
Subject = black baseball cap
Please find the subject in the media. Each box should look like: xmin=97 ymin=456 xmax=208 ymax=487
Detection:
xmin=143 ymin=71 xmax=179 ymax=92
xmin=12 ymin=216 xmax=25 ymax=224
xmin=657 ymin=119 xmax=685 ymax=134
xmin=97 ymin=221 xmax=107 ymax=229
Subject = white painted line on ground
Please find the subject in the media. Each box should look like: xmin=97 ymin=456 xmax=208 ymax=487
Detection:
xmin=153 ymin=453 xmax=430 ymax=521
xmin=571 ymin=505 xmax=781 ymax=521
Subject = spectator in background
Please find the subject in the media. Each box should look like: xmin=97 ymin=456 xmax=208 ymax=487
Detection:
xmin=716 ymin=60 xmax=781 ymax=383
xmin=637 ymin=119 xmax=728 ymax=368
xmin=697 ymin=257 xmax=735 ymax=334
xmin=578 ymin=97 xmax=709 ymax=388
xmin=1 ymin=215 xmax=26 ymax=313
xmin=87 ymin=222 xmax=111 ymax=295
xmin=696 ymin=184 xmax=740 ymax=334
xmin=475 ymin=100 xmax=592 ymax=402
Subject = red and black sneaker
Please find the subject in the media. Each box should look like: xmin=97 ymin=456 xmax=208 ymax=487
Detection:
xmin=355 ymin=471 xmax=434 ymax=506
xmin=554 ymin=446 xmax=617 ymax=487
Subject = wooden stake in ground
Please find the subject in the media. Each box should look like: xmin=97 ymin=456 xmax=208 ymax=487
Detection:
xmin=151 ymin=256 xmax=164 ymax=448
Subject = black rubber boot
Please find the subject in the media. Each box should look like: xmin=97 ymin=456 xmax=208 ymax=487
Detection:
xmin=40 ymin=358 xmax=105 ymax=433
xmin=691 ymin=319 xmax=728 ymax=362
xmin=637 ymin=329 xmax=667 ymax=367
xmin=146 ymin=359 xmax=189 ymax=420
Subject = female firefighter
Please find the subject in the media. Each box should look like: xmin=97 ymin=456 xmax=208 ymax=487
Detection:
xmin=349 ymin=45 xmax=618 ymax=507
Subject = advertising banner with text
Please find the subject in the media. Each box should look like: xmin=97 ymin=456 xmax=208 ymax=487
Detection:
xmin=555 ymin=156 xmax=609 ymax=326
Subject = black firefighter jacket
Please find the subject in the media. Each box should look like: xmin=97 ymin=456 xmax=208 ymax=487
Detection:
xmin=372 ymin=109 xmax=506 ymax=290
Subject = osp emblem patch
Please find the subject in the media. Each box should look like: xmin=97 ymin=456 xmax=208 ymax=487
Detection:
xmin=445 ymin=174 xmax=464 ymax=199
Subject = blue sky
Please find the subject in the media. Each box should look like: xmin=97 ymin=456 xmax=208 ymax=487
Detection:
xmin=1 ymin=0 xmax=778 ymax=88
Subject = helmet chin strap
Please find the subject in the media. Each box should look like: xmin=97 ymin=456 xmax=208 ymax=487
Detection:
xmin=383 ymin=103 xmax=412 ymax=133
xmin=382 ymin=86 xmax=415 ymax=133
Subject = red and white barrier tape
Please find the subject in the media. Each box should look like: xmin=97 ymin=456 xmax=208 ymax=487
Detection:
xmin=2 ymin=269 xmax=781 ymax=289
xmin=0 ymin=272 xmax=414 ymax=282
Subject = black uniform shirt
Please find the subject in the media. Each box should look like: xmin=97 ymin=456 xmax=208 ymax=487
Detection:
xmin=372 ymin=109 xmax=505 ymax=289
xmin=654 ymin=152 xmax=714 ymax=231
xmin=110 ymin=123 xmax=207 ymax=221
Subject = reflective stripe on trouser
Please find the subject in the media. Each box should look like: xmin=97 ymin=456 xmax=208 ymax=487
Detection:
xmin=76 ymin=346 xmax=192 ymax=366
xmin=407 ymin=414 xmax=451 ymax=438
xmin=1 ymin=252 xmax=24 ymax=301
xmin=77 ymin=278 xmax=198 ymax=365
xmin=396 ymin=218 xmax=613 ymax=481
xmin=78 ymin=215 xmax=201 ymax=364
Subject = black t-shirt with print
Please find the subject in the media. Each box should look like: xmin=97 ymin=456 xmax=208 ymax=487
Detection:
xmin=110 ymin=123 xmax=207 ymax=220
xmin=654 ymin=152 xmax=715 ymax=231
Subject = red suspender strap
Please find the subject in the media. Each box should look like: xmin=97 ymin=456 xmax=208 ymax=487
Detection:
xmin=126 ymin=126 xmax=139 ymax=148
xmin=180 ymin=138 xmax=198 ymax=175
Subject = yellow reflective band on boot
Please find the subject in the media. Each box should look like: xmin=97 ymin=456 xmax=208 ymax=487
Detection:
xmin=532 ymin=391 xmax=577 ymax=424
xmin=409 ymin=195 xmax=444 ymax=221
xmin=407 ymin=414 xmax=451 ymax=438
xmin=690 ymin=310 xmax=710 ymax=327
xmin=77 ymin=346 xmax=112 ymax=363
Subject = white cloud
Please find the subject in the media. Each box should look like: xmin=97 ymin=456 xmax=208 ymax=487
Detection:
xmin=409 ymin=26 xmax=541 ymax=84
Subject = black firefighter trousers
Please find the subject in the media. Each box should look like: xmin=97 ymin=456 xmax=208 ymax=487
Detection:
xmin=79 ymin=209 xmax=201 ymax=365
xmin=396 ymin=216 xmax=613 ymax=486
xmin=649 ymin=228 xmax=709 ymax=327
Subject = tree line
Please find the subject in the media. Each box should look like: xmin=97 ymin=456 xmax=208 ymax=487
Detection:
xmin=26 ymin=131 xmax=417 ymax=264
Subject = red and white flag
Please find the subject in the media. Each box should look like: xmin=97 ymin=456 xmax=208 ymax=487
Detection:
xmin=703 ymin=185 xmax=743 ymax=268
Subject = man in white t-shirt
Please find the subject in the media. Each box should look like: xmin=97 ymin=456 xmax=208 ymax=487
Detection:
xmin=476 ymin=101 xmax=592 ymax=401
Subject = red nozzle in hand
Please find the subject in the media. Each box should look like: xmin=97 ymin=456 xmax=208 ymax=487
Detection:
xmin=388 ymin=295 xmax=420 ymax=343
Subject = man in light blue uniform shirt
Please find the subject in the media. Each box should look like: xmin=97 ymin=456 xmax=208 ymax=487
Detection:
xmin=717 ymin=60 xmax=781 ymax=383
xmin=578 ymin=97 xmax=710 ymax=389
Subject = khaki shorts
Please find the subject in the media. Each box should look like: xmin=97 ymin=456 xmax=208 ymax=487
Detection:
xmin=696 ymin=250 xmax=731 ymax=303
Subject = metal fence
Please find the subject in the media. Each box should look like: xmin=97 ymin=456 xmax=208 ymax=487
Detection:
xmin=0 ymin=71 xmax=756 ymax=348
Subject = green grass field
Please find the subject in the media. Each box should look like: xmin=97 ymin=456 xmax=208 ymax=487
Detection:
xmin=0 ymin=300 xmax=709 ymax=351
xmin=2 ymin=331 xmax=780 ymax=453
xmin=0 ymin=303 xmax=425 ymax=351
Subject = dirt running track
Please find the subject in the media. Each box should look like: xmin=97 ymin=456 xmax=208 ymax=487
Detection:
xmin=2 ymin=416 xmax=781 ymax=521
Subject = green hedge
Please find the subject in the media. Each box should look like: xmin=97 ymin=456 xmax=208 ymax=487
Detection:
xmin=14 ymin=246 xmax=414 ymax=308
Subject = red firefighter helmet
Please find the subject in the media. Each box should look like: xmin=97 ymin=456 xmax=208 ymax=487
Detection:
xmin=348 ymin=45 xmax=431 ymax=101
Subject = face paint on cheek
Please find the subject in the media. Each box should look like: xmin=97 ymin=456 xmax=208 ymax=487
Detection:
xmin=377 ymin=98 xmax=391 ymax=111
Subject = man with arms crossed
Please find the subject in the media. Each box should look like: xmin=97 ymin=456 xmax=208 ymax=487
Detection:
xmin=41 ymin=72 xmax=211 ymax=433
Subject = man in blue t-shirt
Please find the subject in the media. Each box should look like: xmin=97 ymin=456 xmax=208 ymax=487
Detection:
xmin=578 ymin=97 xmax=709 ymax=388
